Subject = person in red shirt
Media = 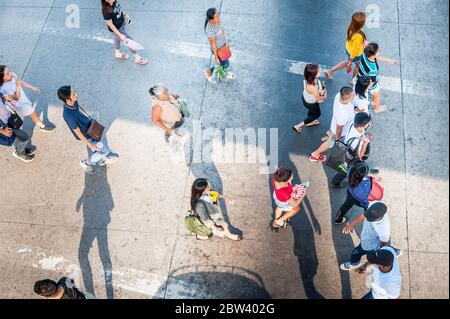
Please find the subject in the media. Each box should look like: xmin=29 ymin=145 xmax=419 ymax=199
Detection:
xmin=272 ymin=166 xmax=307 ymax=229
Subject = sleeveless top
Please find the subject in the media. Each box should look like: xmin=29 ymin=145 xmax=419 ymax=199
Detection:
xmin=151 ymin=96 xmax=182 ymax=128
xmin=303 ymin=79 xmax=323 ymax=104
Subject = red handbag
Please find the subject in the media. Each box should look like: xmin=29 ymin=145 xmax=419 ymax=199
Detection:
xmin=217 ymin=46 xmax=232 ymax=61
xmin=368 ymin=177 xmax=384 ymax=201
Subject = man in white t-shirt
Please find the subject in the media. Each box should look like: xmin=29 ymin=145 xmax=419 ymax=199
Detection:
xmin=309 ymin=86 xmax=355 ymax=163
xmin=331 ymin=112 xmax=372 ymax=187
xmin=340 ymin=202 xmax=402 ymax=271
xmin=361 ymin=247 xmax=402 ymax=299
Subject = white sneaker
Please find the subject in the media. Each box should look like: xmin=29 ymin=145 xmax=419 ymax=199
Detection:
xmin=226 ymin=72 xmax=235 ymax=80
xmin=102 ymin=155 xmax=119 ymax=166
xmin=203 ymin=69 xmax=214 ymax=83
xmin=80 ymin=160 xmax=95 ymax=174
xmin=340 ymin=261 xmax=361 ymax=271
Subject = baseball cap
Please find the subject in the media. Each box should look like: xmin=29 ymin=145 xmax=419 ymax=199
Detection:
xmin=364 ymin=202 xmax=387 ymax=222
xmin=367 ymin=249 xmax=394 ymax=267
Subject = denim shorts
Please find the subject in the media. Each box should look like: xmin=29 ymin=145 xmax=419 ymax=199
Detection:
xmin=273 ymin=191 xmax=294 ymax=212
xmin=346 ymin=50 xmax=363 ymax=63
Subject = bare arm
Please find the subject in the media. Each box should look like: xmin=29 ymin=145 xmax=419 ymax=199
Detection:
xmin=20 ymin=79 xmax=40 ymax=93
xmin=287 ymin=190 xmax=307 ymax=207
xmin=335 ymin=125 xmax=344 ymax=140
xmin=73 ymin=127 xmax=99 ymax=151
xmin=151 ymin=105 xmax=172 ymax=134
xmin=357 ymin=140 xmax=369 ymax=159
xmin=208 ymin=38 xmax=220 ymax=64
xmin=306 ymin=84 xmax=327 ymax=102
xmin=343 ymin=213 xmax=365 ymax=234
xmin=378 ymin=56 xmax=398 ymax=65
xmin=105 ymin=20 xmax=126 ymax=41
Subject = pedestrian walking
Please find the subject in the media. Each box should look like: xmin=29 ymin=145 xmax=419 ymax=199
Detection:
xmin=352 ymin=75 xmax=372 ymax=114
xmin=309 ymin=87 xmax=355 ymax=163
xmin=292 ymin=64 xmax=327 ymax=134
xmin=339 ymin=202 xmax=402 ymax=270
xmin=271 ymin=166 xmax=307 ymax=229
xmin=334 ymin=160 xmax=371 ymax=224
xmin=57 ymin=86 xmax=119 ymax=174
xmin=190 ymin=178 xmax=242 ymax=241
xmin=357 ymin=43 xmax=399 ymax=113
xmin=358 ymin=247 xmax=402 ymax=299
xmin=101 ymin=0 xmax=148 ymax=65
xmin=34 ymin=277 xmax=93 ymax=299
xmin=0 ymin=94 xmax=36 ymax=162
xmin=203 ymin=8 xmax=235 ymax=82
xmin=149 ymin=84 xmax=186 ymax=143
xmin=330 ymin=112 xmax=373 ymax=188
xmin=0 ymin=65 xmax=55 ymax=132
xmin=324 ymin=12 xmax=367 ymax=83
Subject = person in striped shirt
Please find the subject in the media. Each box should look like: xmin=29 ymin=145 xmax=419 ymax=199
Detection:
xmin=357 ymin=43 xmax=399 ymax=113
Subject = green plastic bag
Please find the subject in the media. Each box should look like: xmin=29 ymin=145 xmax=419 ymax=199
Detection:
xmin=185 ymin=211 xmax=211 ymax=237
xmin=213 ymin=64 xmax=228 ymax=83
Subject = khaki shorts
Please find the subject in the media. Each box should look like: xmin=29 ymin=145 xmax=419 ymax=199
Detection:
xmin=326 ymin=130 xmax=337 ymax=148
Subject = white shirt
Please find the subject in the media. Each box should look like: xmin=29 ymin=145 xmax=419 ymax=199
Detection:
xmin=0 ymin=99 xmax=11 ymax=124
xmin=361 ymin=212 xmax=391 ymax=251
xmin=344 ymin=124 xmax=365 ymax=154
xmin=352 ymin=94 xmax=370 ymax=114
xmin=0 ymin=76 xmax=32 ymax=108
xmin=330 ymin=93 xmax=355 ymax=136
xmin=370 ymin=247 xmax=402 ymax=299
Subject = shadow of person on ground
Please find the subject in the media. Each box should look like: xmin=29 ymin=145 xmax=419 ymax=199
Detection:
xmin=76 ymin=166 xmax=114 ymax=299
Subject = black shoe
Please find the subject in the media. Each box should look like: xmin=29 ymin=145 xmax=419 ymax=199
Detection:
xmin=13 ymin=150 xmax=35 ymax=162
xmin=25 ymin=146 xmax=37 ymax=155
xmin=369 ymin=168 xmax=380 ymax=174
xmin=39 ymin=124 xmax=56 ymax=132
xmin=331 ymin=183 xmax=346 ymax=189
xmin=334 ymin=217 xmax=348 ymax=225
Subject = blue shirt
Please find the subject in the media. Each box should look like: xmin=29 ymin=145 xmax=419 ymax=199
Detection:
xmin=349 ymin=177 xmax=371 ymax=209
xmin=63 ymin=102 xmax=91 ymax=140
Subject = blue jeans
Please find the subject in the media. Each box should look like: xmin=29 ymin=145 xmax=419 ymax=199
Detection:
xmin=86 ymin=137 xmax=112 ymax=166
xmin=350 ymin=244 xmax=371 ymax=265
xmin=362 ymin=290 xmax=374 ymax=299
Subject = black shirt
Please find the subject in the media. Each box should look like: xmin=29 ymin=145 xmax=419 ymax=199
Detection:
xmin=57 ymin=277 xmax=86 ymax=299
xmin=102 ymin=1 xmax=125 ymax=32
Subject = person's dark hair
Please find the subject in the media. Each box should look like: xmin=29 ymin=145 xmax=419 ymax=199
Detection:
xmin=101 ymin=0 xmax=114 ymax=14
xmin=355 ymin=75 xmax=371 ymax=99
xmin=204 ymin=8 xmax=217 ymax=30
xmin=273 ymin=166 xmax=293 ymax=183
xmin=34 ymin=279 xmax=58 ymax=297
xmin=191 ymin=178 xmax=208 ymax=211
xmin=57 ymin=86 xmax=72 ymax=103
xmin=347 ymin=12 xmax=367 ymax=42
xmin=0 ymin=65 xmax=7 ymax=86
xmin=354 ymin=112 xmax=372 ymax=129
xmin=339 ymin=86 xmax=354 ymax=100
xmin=348 ymin=160 xmax=369 ymax=188
xmin=364 ymin=43 xmax=379 ymax=57
xmin=304 ymin=64 xmax=319 ymax=85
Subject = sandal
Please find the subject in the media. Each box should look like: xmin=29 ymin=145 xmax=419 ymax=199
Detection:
xmin=135 ymin=57 xmax=148 ymax=65
xmin=196 ymin=234 xmax=210 ymax=240
xmin=292 ymin=126 xmax=302 ymax=134
xmin=115 ymin=52 xmax=129 ymax=60
xmin=374 ymin=105 xmax=388 ymax=113
xmin=226 ymin=233 xmax=242 ymax=241
xmin=305 ymin=120 xmax=320 ymax=127
xmin=324 ymin=70 xmax=333 ymax=80
xmin=309 ymin=154 xmax=327 ymax=163
xmin=272 ymin=218 xmax=286 ymax=229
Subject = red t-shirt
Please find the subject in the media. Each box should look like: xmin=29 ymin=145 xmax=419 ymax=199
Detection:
xmin=272 ymin=177 xmax=293 ymax=202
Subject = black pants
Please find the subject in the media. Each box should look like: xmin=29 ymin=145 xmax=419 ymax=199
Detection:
xmin=302 ymin=96 xmax=321 ymax=125
xmin=335 ymin=189 xmax=364 ymax=222
xmin=165 ymin=117 xmax=185 ymax=137
xmin=332 ymin=171 xmax=347 ymax=186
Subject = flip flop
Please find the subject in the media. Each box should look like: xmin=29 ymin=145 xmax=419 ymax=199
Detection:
xmin=305 ymin=120 xmax=320 ymax=127
xmin=292 ymin=126 xmax=302 ymax=134
xmin=115 ymin=52 xmax=129 ymax=60
xmin=309 ymin=154 xmax=327 ymax=163
xmin=135 ymin=57 xmax=148 ymax=65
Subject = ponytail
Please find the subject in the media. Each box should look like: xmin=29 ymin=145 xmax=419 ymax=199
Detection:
xmin=204 ymin=8 xmax=217 ymax=30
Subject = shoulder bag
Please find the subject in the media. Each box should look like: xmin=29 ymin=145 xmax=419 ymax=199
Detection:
xmin=77 ymin=104 xmax=105 ymax=142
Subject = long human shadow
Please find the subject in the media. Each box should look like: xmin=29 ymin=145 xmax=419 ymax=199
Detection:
xmin=76 ymin=166 xmax=114 ymax=299
xmin=269 ymin=128 xmax=324 ymax=299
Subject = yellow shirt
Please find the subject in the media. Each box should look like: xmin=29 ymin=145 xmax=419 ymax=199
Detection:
xmin=345 ymin=32 xmax=365 ymax=60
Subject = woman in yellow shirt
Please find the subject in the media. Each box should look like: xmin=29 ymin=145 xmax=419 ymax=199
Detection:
xmin=325 ymin=12 xmax=367 ymax=83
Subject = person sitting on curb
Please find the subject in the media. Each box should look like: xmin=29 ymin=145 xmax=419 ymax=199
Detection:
xmin=340 ymin=201 xmax=402 ymax=270
xmin=358 ymin=247 xmax=402 ymax=299
xmin=34 ymin=277 xmax=94 ymax=299
xmin=190 ymin=178 xmax=242 ymax=241
xmin=309 ymin=87 xmax=355 ymax=163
